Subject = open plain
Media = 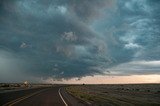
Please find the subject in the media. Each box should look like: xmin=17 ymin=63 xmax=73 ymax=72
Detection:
xmin=66 ymin=84 xmax=160 ymax=106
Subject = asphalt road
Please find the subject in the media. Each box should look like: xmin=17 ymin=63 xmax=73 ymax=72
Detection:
xmin=0 ymin=86 xmax=87 ymax=106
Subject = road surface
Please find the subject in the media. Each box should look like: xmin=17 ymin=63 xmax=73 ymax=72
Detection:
xmin=0 ymin=86 xmax=87 ymax=106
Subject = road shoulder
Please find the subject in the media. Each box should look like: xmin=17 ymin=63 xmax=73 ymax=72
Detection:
xmin=60 ymin=87 xmax=91 ymax=106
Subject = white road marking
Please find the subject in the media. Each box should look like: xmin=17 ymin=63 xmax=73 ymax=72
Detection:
xmin=58 ymin=88 xmax=68 ymax=106
xmin=3 ymin=89 xmax=48 ymax=106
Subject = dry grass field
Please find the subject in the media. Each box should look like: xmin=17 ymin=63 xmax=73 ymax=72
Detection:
xmin=66 ymin=84 xmax=160 ymax=106
xmin=0 ymin=83 xmax=53 ymax=92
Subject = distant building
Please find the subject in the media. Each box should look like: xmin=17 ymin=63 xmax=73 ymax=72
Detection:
xmin=24 ymin=81 xmax=29 ymax=87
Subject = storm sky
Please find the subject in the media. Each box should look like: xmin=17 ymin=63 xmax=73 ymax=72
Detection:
xmin=0 ymin=0 xmax=160 ymax=83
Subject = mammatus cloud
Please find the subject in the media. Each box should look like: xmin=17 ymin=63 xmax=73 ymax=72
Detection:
xmin=0 ymin=0 xmax=160 ymax=82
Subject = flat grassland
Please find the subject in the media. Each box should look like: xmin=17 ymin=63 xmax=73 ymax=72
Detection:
xmin=66 ymin=84 xmax=160 ymax=106
xmin=0 ymin=83 xmax=53 ymax=92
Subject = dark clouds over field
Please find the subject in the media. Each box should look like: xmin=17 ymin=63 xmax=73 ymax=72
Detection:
xmin=0 ymin=0 xmax=160 ymax=82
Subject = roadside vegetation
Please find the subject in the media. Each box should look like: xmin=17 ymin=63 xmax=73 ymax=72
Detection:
xmin=66 ymin=84 xmax=160 ymax=106
xmin=0 ymin=83 xmax=53 ymax=92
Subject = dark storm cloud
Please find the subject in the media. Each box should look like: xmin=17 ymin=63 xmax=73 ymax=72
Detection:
xmin=0 ymin=0 xmax=160 ymax=82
